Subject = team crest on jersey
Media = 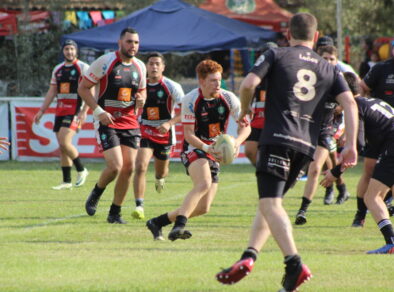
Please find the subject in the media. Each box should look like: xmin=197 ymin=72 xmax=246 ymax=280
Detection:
xmin=217 ymin=106 xmax=225 ymax=115
xmin=70 ymin=69 xmax=76 ymax=76
xmin=132 ymin=71 xmax=139 ymax=79
xmin=101 ymin=133 xmax=107 ymax=141
xmin=157 ymin=90 xmax=164 ymax=98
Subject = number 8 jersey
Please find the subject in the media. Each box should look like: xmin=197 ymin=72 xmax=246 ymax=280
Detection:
xmin=251 ymin=46 xmax=349 ymax=158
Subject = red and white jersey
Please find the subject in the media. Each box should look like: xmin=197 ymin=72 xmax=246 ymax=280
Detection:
xmin=50 ymin=59 xmax=89 ymax=116
xmin=181 ymin=88 xmax=241 ymax=152
xmin=84 ymin=51 xmax=146 ymax=130
xmin=140 ymin=76 xmax=184 ymax=145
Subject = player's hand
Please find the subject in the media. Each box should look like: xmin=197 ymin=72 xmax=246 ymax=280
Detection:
xmin=98 ymin=111 xmax=115 ymax=126
xmin=233 ymin=140 xmax=240 ymax=159
xmin=157 ymin=121 xmax=171 ymax=134
xmin=338 ymin=145 xmax=357 ymax=170
xmin=77 ymin=111 xmax=87 ymax=125
xmin=320 ymin=170 xmax=337 ymax=188
xmin=34 ymin=109 xmax=44 ymax=124
xmin=206 ymin=143 xmax=223 ymax=163
xmin=0 ymin=137 xmax=10 ymax=154
xmin=135 ymin=92 xmax=145 ymax=109
xmin=238 ymin=109 xmax=252 ymax=127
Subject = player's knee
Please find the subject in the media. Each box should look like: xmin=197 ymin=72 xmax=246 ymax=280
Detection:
xmin=135 ymin=162 xmax=148 ymax=175
xmin=195 ymin=180 xmax=211 ymax=193
xmin=308 ymin=163 xmax=320 ymax=177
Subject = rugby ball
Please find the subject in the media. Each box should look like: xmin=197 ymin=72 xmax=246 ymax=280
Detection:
xmin=214 ymin=134 xmax=236 ymax=165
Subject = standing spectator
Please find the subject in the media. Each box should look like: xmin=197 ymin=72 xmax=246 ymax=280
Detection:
xmin=34 ymin=40 xmax=89 ymax=190
xmin=79 ymin=28 xmax=146 ymax=224
xmin=146 ymin=60 xmax=250 ymax=241
xmin=216 ymin=13 xmax=358 ymax=292
xmin=132 ymin=52 xmax=184 ymax=220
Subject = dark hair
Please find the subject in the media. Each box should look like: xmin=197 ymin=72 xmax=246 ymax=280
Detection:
xmin=120 ymin=27 xmax=138 ymax=38
xmin=343 ymin=72 xmax=361 ymax=96
xmin=317 ymin=45 xmax=338 ymax=57
xmin=289 ymin=13 xmax=317 ymax=41
xmin=316 ymin=36 xmax=334 ymax=49
xmin=196 ymin=59 xmax=223 ymax=80
xmin=62 ymin=39 xmax=78 ymax=50
xmin=147 ymin=52 xmax=165 ymax=64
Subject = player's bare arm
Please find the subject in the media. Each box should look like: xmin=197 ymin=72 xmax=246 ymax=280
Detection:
xmin=135 ymin=89 xmax=147 ymax=109
xmin=0 ymin=137 xmax=10 ymax=154
xmin=78 ymin=78 xmax=114 ymax=125
xmin=239 ymin=72 xmax=261 ymax=122
xmin=157 ymin=111 xmax=181 ymax=134
xmin=34 ymin=84 xmax=57 ymax=124
xmin=183 ymin=123 xmax=222 ymax=161
xmin=335 ymin=90 xmax=359 ymax=169
xmin=359 ymin=79 xmax=371 ymax=97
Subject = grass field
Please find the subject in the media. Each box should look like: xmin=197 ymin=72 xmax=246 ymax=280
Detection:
xmin=0 ymin=160 xmax=392 ymax=292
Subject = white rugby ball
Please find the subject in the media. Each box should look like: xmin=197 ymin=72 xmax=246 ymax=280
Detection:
xmin=214 ymin=134 xmax=235 ymax=165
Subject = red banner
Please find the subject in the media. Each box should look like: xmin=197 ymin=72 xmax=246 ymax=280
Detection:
xmin=9 ymin=100 xmax=246 ymax=162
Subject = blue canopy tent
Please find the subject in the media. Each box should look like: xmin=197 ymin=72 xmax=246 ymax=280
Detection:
xmin=62 ymin=0 xmax=277 ymax=53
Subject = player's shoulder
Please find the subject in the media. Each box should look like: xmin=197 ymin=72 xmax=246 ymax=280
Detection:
xmin=133 ymin=57 xmax=146 ymax=69
xmin=75 ymin=60 xmax=89 ymax=70
xmin=182 ymin=88 xmax=199 ymax=102
xmin=53 ymin=61 xmax=66 ymax=72
xmin=163 ymin=76 xmax=184 ymax=92
xmin=220 ymin=88 xmax=239 ymax=108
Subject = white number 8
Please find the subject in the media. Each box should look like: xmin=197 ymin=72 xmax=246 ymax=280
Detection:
xmin=293 ymin=69 xmax=317 ymax=101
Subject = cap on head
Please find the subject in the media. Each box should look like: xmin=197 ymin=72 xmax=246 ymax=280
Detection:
xmin=261 ymin=42 xmax=278 ymax=53
xmin=62 ymin=39 xmax=78 ymax=50
xmin=316 ymin=36 xmax=334 ymax=48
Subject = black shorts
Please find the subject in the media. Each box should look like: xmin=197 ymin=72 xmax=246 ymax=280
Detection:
xmin=246 ymin=127 xmax=262 ymax=142
xmin=318 ymin=134 xmax=337 ymax=153
xmin=180 ymin=149 xmax=220 ymax=183
xmin=362 ymin=143 xmax=382 ymax=159
xmin=256 ymin=145 xmax=312 ymax=198
xmin=97 ymin=125 xmax=140 ymax=151
xmin=140 ymin=138 xmax=171 ymax=160
xmin=53 ymin=115 xmax=78 ymax=132
xmin=372 ymin=141 xmax=394 ymax=188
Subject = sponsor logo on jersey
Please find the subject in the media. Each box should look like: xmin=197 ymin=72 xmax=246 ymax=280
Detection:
xmin=188 ymin=102 xmax=194 ymax=113
xmin=299 ymin=52 xmax=318 ymax=64
xmin=117 ymin=88 xmax=132 ymax=102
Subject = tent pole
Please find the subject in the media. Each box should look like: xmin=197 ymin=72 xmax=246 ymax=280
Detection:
xmin=230 ymin=49 xmax=235 ymax=92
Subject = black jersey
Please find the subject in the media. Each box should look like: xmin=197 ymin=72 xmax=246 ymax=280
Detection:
xmin=363 ymin=59 xmax=394 ymax=107
xmin=251 ymin=46 xmax=349 ymax=157
xmin=319 ymin=101 xmax=337 ymax=136
xmin=356 ymin=97 xmax=394 ymax=151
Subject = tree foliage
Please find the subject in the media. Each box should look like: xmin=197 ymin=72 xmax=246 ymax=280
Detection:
xmin=0 ymin=0 xmax=393 ymax=96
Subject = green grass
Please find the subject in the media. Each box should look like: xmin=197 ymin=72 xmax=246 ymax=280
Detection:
xmin=0 ymin=160 xmax=392 ymax=292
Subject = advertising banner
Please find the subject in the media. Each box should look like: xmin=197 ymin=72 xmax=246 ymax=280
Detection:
xmin=8 ymin=99 xmax=247 ymax=163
